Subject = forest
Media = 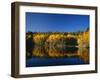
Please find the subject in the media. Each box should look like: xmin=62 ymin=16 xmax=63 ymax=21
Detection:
xmin=26 ymin=28 xmax=89 ymax=59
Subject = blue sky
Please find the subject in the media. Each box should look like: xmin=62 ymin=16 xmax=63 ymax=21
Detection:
xmin=26 ymin=12 xmax=89 ymax=32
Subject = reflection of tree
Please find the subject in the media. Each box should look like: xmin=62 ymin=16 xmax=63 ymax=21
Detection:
xmin=31 ymin=44 xmax=78 ymax=58
xmin=77 ymin=48 xmax=89 ymax=63
xmin=32 ymin=45 xmax=48 ymax=57
xmin=47 ymin=46 xmax=78 ymax=57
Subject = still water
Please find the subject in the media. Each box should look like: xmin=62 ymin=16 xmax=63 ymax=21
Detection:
xmin=26 ymin=45 xmax=89 ymax=67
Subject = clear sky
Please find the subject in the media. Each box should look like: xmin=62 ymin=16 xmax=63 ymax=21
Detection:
xmin=26 ymin=12 xmax=89 ymax=32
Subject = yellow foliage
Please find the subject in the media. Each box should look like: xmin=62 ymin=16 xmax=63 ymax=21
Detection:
xmin=77 ymin=31 xmax=89 ymax=47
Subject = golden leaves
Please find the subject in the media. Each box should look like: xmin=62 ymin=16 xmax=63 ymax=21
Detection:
xmin=78 ymin=31 xmax=89 ymax=47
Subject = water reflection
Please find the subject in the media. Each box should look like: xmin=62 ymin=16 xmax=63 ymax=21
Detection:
xmin=26 ymin=45 xmax=89 ymax=64
xmin=77 ymin=48 xmax=89 ymax=64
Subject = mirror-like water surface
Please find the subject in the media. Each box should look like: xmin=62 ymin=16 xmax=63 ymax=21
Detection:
xmin=26 ymin=45 xmax=89 ymax=67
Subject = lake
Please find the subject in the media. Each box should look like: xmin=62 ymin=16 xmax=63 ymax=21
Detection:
xmin=26 ymin=45 xmax=89 ymax=67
